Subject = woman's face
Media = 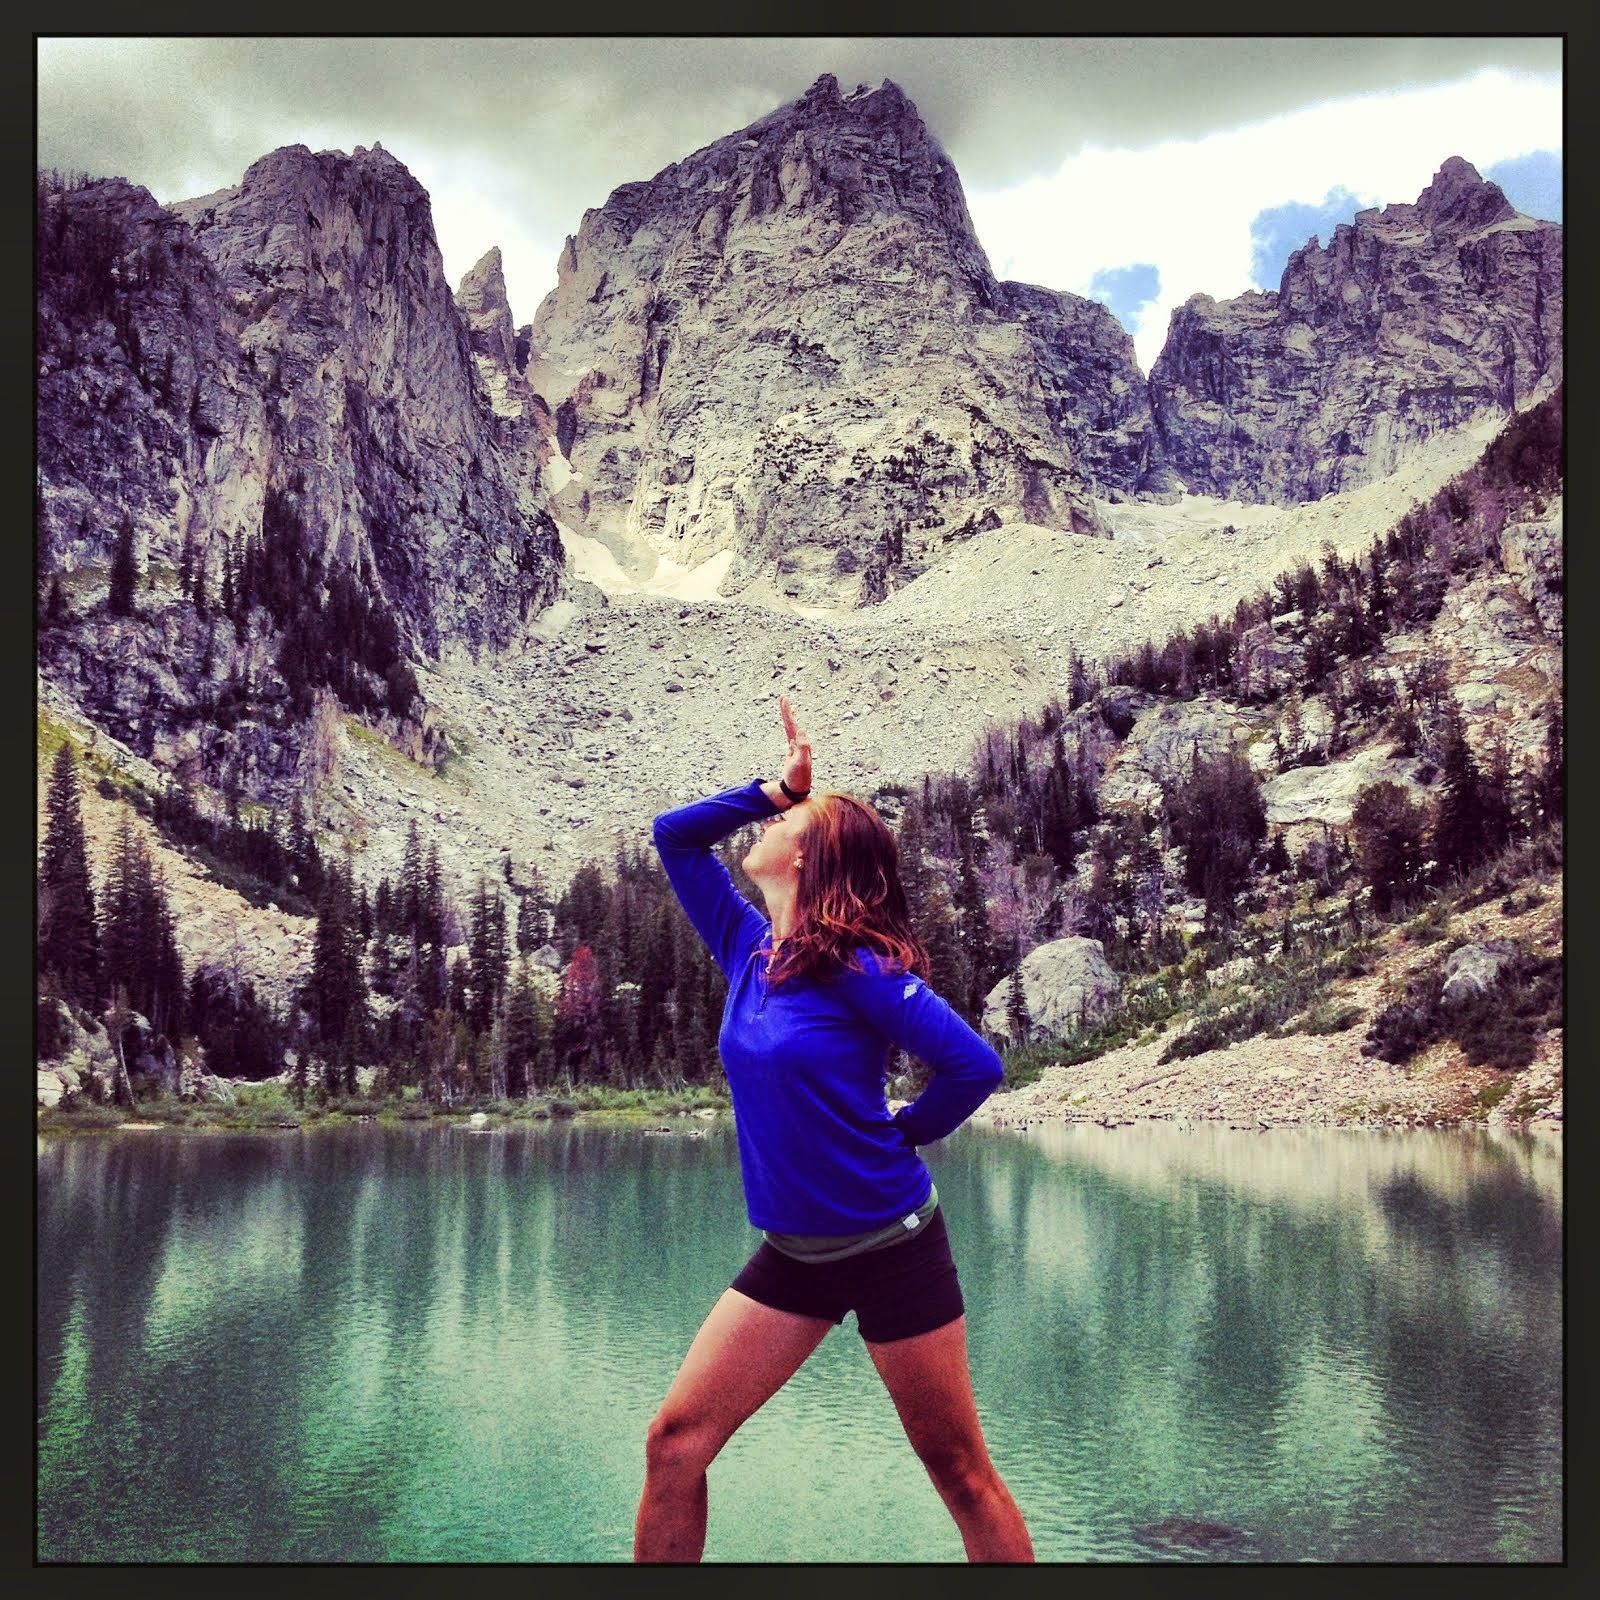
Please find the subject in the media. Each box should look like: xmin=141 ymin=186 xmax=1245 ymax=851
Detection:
xmin=742 ymin=801 xmax=814 ymax=886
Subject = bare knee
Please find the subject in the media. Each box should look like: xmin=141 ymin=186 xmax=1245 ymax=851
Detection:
xmin=916 ymin=1441 xmax=997 ymax=1511
xmin=644 ymin=1407 xmax=720 ymax=1480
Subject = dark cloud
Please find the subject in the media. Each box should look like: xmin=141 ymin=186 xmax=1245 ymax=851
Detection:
xmin=39 ymin=35 xmax=1562 ymax=231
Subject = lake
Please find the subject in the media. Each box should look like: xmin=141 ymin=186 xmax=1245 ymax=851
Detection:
xmin=36 ymin=1119 xmax=1562 ymax=1563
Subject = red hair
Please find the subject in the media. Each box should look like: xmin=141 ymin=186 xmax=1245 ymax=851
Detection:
xmin=766 ymin=792 xmax=929 ymax=987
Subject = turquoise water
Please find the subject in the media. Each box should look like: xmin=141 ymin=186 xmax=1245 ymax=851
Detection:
xmin=36 ymin=1120 xmax=1562 ymax=1562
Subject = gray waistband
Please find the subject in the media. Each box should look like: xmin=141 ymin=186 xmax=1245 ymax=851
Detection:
xmin=763 ymin=1185 xmax=939 ymax=1263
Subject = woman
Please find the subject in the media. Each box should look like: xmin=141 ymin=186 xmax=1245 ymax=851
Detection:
xmin=634 ymin=695 xmax=1033 ymax=1563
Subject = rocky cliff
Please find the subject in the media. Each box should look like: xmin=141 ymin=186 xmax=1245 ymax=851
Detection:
xmin=36 ymin=149 xmax=565 ymax=801
xmin=172 ymin=144 xmax=563 ymax=656
xmin=36 ymin=95 xmax=1563 ymax=844
xmin=1149 ymin=158 xmax=1562 ymax=503
xmin=527 ymin=74 xmax=1119 ymax=607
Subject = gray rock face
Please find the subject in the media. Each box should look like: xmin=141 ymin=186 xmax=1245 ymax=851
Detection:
xmin=174 ymin=143 xmax=564 ymax=657
xmin=1262 ymin=748 xmax=1434 ymax=828
xmin=1097 ymin=696 xmax=1254 ymax=812
xmin=37 ymin=176 xmax=273 ymax=602
xmin=457 ymin=246 xmax=519 ymax=372
xmin=1150 ymin=158 xmax=1563 ymax=504
xmin=991 ymin=279 xmax=1175 ymax=499
xmin=1234 ymin=617 xmax=1307 ymax=701
xmin=1497 ymin=504 xmax=1563 ymax=645
xmin=37 ymin=151 xmax=566 ymax=805
xmin=1440 ymin=940 xmax=1517 ymax=1006
xmin=528 ymin=74 xmax=1110 ymax=606
xmin=983 ymin=936 xmax=1122 ymax=1043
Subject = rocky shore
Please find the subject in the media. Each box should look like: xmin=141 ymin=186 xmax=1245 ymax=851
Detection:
xmin=986 ymin=1020 xmax=1563 ymax=1135
xmin=986 ymin=889 xmax=1564 ymax=1136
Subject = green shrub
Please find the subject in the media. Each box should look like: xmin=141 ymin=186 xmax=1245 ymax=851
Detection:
xmin=1297 ymin=1002 xmax=1363 ymax=1035
xmin=1474 ymin=1079 xmax=1514 ymax=1111
xmin=1363 ymin=984 xmax=1444 ymax=1064
xmin=1451 ymin=950 xmax=1561 ymax=1069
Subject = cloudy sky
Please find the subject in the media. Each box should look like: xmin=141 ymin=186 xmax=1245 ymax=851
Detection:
xmin=37 ymin=37 xmax=1562 ymax=372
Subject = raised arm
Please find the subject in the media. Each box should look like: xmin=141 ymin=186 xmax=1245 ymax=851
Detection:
xmin=652 ymin=783 xmax=776 ymax=978
xmin=652 ymin=696 xmax=815 ymax=977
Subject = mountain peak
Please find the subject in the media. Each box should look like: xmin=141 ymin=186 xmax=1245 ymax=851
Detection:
xmin=1416 ymin=155 xmax=1516 ymax=231
xmin=457 ymin=247 xmax=517 ymax=371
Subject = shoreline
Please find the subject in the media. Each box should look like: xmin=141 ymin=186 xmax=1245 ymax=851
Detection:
xmin=982 ymin=1020 xmax=1563 ymax=1134
xmin=38 ymin=1035 xmax=1563 ymax=1141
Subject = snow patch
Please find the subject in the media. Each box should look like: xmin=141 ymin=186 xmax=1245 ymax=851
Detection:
xmin=556 ymin=524 xmax=735 ymax=601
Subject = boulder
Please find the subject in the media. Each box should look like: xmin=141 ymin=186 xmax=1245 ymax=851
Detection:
xmin=1440 ymin=941 xmax=1518 ymax=1006
xmin=982 ymin=937 xmax=1122 ymax=1044
xmin=1262 ymin=747 xmax=1434 ymax=828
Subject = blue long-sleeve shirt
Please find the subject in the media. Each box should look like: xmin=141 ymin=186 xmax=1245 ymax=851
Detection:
xmin=653 ymin=780 xmax=1004 ymax=1234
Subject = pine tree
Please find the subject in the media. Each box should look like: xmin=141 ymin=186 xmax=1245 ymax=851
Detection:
xmin=306 ymin=861 xmax=368 ymax=1088
xmin=146 ymin=862 xmax=185 ymax=1040
xmin=98 ymin=818 xmax=184 ymax=1038
xmin=287 ymin=791 xmax=322 ymax=899
xmin=38 ymin=744 xmax=100 ymax=1008
xmin=1165 ymin=745 xmax=1267 ymax=929
xmin=504 ymin=964 xmax=546 ymax=1098
xmin=952 ymin=836 xmax=993 ymax=1019
xmin=1004 ymin=965 xmax=1030 ymax=1045
xmin=1351 ymin=781 xmax=1428 ymax=915
xmin=468 ymin=879 xmax=511 ymax=1032
xmin=555 ymin=944 xmax=603 ymax=1075
xmin=1039 ymin=733 xmax=1079 ymax=875
xmin=1478 ymin=728 xmax=1518 ymax=857
xmin=1432 ymin=697 xmax=1487 ymax=880
xmin=107 ymin=516 xmax=138 ymax=616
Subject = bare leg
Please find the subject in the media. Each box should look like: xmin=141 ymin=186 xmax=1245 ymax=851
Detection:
xmin=634 ymin=1289 xmax=833 ymax=1562
xmin=866 ymin=1316 xmax=1034 ymax=1562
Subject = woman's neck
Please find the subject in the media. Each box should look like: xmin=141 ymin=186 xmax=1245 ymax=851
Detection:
xmin=764 ymin=884 xmax=797 ymax=944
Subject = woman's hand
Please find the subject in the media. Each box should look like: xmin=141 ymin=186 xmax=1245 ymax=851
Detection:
xmin=777 ymin=694 xmax=812 ymax=804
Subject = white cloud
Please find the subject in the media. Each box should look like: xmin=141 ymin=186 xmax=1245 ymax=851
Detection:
xmin=966 ymin=68 xmax=1562 ymax=374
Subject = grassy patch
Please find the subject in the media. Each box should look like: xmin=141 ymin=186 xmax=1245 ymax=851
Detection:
xmin=1157 ymin=940 xmax=1371 ymax=1063
xmin=565 ymin=1083 xmax=730 ymax=1116
xmin=1295 ymin=1001 xmax=1364 ymax=1036
xmin=1474 ymin=1079 xmax=1513 ymax=1113
xmin=343 ymin=714 xmax=434 ymax=777
xmin=1402 ymin=903 xmax=1452 ymax=945
xmin=36 ymin=714 xmax=131 ymax=792
xmin=999 ymin=971 xmax=1189 ymax=1080
xmin=36 ymin=1102 xmax=130 ymax=1132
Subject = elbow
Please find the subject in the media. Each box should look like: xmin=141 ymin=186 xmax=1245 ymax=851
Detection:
xmin=981 ymin=1047 xmax=1005 ymax=1093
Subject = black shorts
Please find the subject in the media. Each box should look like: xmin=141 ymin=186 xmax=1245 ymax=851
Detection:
xmin=730 ymin=1206 xmax=965 ymax=1344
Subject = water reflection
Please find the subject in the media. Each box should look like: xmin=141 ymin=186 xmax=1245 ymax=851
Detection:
xmin=37 ymin=1123 xmax=1561 ymax=1563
